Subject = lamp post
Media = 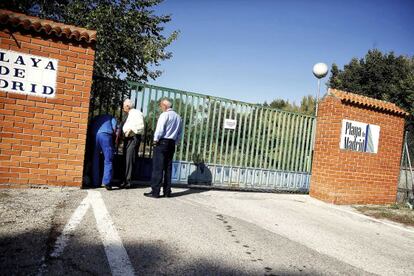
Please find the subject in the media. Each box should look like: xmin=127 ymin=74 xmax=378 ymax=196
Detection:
xmin=310 ymin=62 xmax=329 ymax=164
xmin=312 ymin=63 xmax=329 ymax=117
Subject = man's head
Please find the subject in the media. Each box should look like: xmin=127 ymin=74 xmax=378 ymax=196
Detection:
xmin=123 ymin=99 xmax=134 ymax=113
xmin=159 ymin=98 xmax=172 ymax=112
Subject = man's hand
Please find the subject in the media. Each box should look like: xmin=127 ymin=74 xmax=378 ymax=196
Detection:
xmin=153 ymin=140 xmax=159 ymax=147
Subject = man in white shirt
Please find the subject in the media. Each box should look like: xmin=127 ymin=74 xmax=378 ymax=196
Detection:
xmin=144 ymin=98 xmax=182 ymax=198
xmin=120 ymin=99 xmax=145 ymax=189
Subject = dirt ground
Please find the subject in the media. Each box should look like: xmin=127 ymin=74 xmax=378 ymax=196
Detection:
xmin=354 ymin=203 xmax=414 ymax=227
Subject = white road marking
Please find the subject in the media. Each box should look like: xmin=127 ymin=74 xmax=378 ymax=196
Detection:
xmin=88 ymin=190 xmax=135 ymax=276
xmin=50 ymin=195 xmax=90 ymax=258
xmin=47 ymin=190 xmax=135 ymax=276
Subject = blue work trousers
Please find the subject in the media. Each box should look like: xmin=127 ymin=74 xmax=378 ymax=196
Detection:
xmin=93 ymin=132 xmax=114 ymax=187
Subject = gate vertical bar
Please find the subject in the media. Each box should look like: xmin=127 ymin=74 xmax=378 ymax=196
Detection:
xmin=239 ymin=105 xmax=249 ymax=167
xmin=214 ymin=101 xmax=223 ymax=165
xmin=259 ymin=109 xmax=268 ymax=168
xmin=174 ymin=92 xmax=182 ymax=160
xmin=208 ymin=101 xmax=217 ymax=164
xmin=295 ymin=116 xmax=305 ymax=171
xmin=196 ymin=97 xmax=204 ymax=157
xmin=224 ymin=103 xmax=234 ymax=165
xmin=246 ymin=107 xmax=256 ymax=168
xmin=301 ymin=117 xmax=309 ymax=172
xmin=185 ymin=96 xmax=194 ymax=161
xmin=250 ymin=108 xmax=259 ymax=167
xmin=219 ymin=102 xmax=229 ymax=165
xmin=286 ymin=114 xmax=296 ymax=170
xmin=273 ymin=111 xmax=281 ymax=170
xmin=278 ymin=113 xmax=287 ymax=170
xmin=254 ymin=108 xmax=264 ymax=168
xmin=191 ymin=96 xmax=199 ymax=160
xmin=179 ymin=94 xmax=188 ymax=161
xmin=203 ymin=98 xmax=212 ymax=161
xmin=269 ymin=111 xmax=278 ymax=169
xmin=291 ymin=115 xmax=300 ymax=171
xmin=264 ymin=109 xmax=273 ymax=169
xmin=234 ymin=104 xmax=243 ymax=166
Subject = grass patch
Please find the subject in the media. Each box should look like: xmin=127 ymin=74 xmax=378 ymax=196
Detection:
xmin=354 ymin=203 xmax=414 ymax=227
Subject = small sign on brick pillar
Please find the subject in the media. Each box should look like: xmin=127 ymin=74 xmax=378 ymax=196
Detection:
xmin=0 ymin=10 xmax=97 ymax=187
xmin=310 ymin=89 xmax=408 ymax=204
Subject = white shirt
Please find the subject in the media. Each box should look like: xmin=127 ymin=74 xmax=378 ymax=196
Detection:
xmin=123 ymin=108 xmax=144 ymax=137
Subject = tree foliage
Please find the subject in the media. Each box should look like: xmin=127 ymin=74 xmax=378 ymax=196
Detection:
xmin=328 ymin=49 xmax=414 ymax=116
xmin=2 ymin=0 xmax=177 ymax=80
xmin=2 ymin=0 xmax=178 ymax=113
xmin=263 ymin=95 xmax=316 ymax=116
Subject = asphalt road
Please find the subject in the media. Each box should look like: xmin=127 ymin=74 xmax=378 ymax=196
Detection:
xmin=1 ymin=186 xmax=414 ymax=275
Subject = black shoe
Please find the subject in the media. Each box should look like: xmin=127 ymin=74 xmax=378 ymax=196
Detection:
xmin=144 ymin=192 xmax=160 ymax=198
xmin=120 ymin=182 xmax=131 ymax=189
xmin=81 ymin=185 xmax=97 ymax=190
xmin=163 ymin=192 xmax=172 ymax=198
xmin=105 ymin=185 xmax=113 ymax=191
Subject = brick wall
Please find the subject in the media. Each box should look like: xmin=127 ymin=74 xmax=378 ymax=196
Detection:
xmin=310 ymin=94 xmax=405 ymax=204
xmin=0 ymin=29 xmax=95 ymax=187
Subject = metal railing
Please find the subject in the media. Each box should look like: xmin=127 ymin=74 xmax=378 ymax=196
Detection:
xmin=126 ymin=82 xmax=315 ymax=173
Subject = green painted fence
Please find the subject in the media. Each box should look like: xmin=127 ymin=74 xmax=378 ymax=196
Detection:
xmin=90 ymin=80 xmax=315 ymax=191
xmin=128 ymin=82 xmax=315 ymax=170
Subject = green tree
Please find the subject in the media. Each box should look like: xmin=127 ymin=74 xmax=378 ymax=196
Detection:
xmin=2 ymin=0 xmax=178 ymax=112
xmin=265 ymin=99 xmax=290 ymax=110
xmin=263 ymin=95 xmax=316 ymax=116
xmin=298 ymin=95 xmax=316 ymax=115
xmin=328 ymin=49 xmax=414 ymax=115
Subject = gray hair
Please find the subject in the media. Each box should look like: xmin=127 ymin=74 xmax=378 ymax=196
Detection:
xmin=160 ymin=98 xmax=172 ymax=108
xmin=123 ymin=99 xmax=134 ymax=108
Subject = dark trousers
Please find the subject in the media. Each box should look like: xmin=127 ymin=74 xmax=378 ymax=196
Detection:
xmin=124 ymin=135 xmax=141 ymax=184
xmin=151 ymin=139 xmax=176 ymax=195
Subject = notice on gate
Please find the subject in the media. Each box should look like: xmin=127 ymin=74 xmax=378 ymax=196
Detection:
xmin=224 ymin=119 xmax=237 ymax=130
xmin=339 ymin=119 xmax=380 ymax=153
xmin=0 ymin=50 xmax=58 ymax=98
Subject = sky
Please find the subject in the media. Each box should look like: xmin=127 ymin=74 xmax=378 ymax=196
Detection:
xmin=149 ymin=0 xmax=414 ymax=105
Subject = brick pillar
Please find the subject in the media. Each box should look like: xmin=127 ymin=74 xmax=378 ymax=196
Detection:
xmin=310 ymin=89 xmax=407 ymax=204
xmin=0 ymin=10 xmax=96 ymax=187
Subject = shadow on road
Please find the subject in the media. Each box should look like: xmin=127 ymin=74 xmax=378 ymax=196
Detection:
xmin=86 ymin=182 xmax=210 ymax=198
xmin=0 ymin=229 xmax=300 ymax=275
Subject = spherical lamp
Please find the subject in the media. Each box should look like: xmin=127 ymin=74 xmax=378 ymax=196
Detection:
xmin=312 ymin=63 xmax=328 ymax=79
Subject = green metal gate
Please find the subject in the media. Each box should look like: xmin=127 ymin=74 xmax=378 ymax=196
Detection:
xmin=125 ymin=82 xmax=315 ymax=192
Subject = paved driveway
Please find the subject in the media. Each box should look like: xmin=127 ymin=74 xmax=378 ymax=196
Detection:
xmin=1 ymin=187 xmax=413 ymax=275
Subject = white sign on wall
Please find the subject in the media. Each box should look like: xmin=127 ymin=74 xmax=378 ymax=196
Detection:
xmin=0 ymin=50 xmax=58 ymax=98
xmin=223 ymin=119 xmax=237 ymax=130
xmin=339 ymin=119 xmax=380 ymax=153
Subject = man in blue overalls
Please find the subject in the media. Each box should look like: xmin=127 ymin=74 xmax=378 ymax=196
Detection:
xmin=90 ymin=114 xmax=119 ymax=190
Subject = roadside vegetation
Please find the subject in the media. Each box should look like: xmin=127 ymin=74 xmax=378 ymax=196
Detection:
xmin=354 ymin=204 xmax=414 ymax=227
